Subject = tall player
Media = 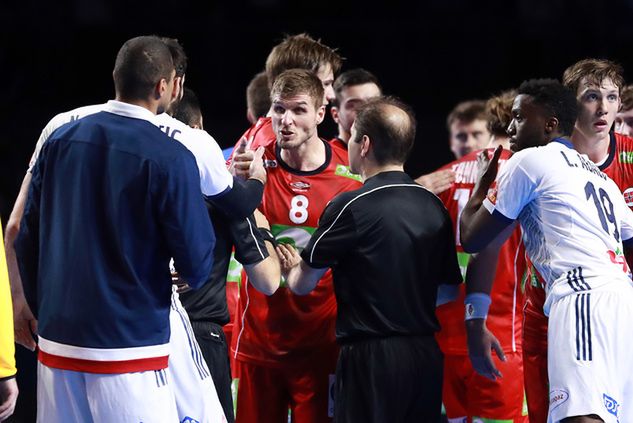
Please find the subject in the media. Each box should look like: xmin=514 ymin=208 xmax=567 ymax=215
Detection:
xmin=434 ymin=89 xmax=528 ymax=423
xmin=461 ymin=78 xmax=633 ymax=423
xmin=232 ymin=69 xmax=362 ymax=423
xmin=518 ymin=59 xmax=633 ymax=423
xmin=229 ymin=33 xmax=341 ymax=177
xmin=329 ymin=68 xmax=382 ymax=149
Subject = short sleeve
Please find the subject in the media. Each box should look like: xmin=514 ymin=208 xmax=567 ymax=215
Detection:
xmin=302 ymin=199 xmax=357 ymax=269
xmin=484 ymin=152 xmax=538 ymax=220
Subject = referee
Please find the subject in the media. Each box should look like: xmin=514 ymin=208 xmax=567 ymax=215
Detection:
xmin=284 ymin=96 xmax=462 ymax=422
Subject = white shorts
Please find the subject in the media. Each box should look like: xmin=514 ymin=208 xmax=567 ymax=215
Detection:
xmin=547 ymin=286 xmax=633 ymax=423
xmin=37 ymin=362 xmax=178 ymax=422
xmin=169 ymin=289 xmax=227 ymax=423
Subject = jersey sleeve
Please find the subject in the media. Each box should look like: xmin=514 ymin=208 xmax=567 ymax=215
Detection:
xmin=301 ymin=199 xmax=357 ymax=269
xmin=28 ymin=113 xmax=66 ymax=172
xmin=187 ymin=129 xmax=233 ymax=197
xmin=483 ymin=152 xmax=538 ymax=220
xmin=230 ymin=215 xmax=269 ymax=265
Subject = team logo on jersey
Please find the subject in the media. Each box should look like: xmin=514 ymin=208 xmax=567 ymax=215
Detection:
xmin=603 ymin=394 xmax=620 ymax=419
xmin=619 ymin=151 xmax=633 ymax=164
xmin=486 ymin=188 xmax=498 ymax=205
xmin=181 ymin=418 xmax=201 ymax=423
xmin=623 ymin=187 xmax=633 ymax=207
xmin=264 ymin=159 xmax=278 ymax=168
xmin=549 ymin=389 xmax=569 ymax=410
xmin=608 ymin=248 xmax=630 ymax=274
xmin=290 ymin=181 xmax=311 ymax=192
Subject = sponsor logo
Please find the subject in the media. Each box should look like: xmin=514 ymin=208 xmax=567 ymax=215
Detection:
xmin=624 ymin=187 xmax=633 ymax=207
xmin=549 ymin=389 xmax=569 ymax=411
xmin=619 ymin=151 xmax=633 ymax=164
xmin=264 ymin=159 xmax=277 ymax=168
xmin=603 ymin=393 xmax=620 ymax=419
xmin=290 ymin=181 xmax=311 ymax=191
xmin=486 ymin=188 xmax=497 ymax=205
xmin=608 ymin=248 xmax=630 ymax=274
xmin=335 ymin=164 xmax=362 ymax=182
xmin=181 ymin=417 xmax=200 ymax=423
xmin=465 ymin=303 xmax=475 ymax=318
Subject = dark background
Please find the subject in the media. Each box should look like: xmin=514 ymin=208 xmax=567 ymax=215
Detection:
xmin=2 ymin=1 xmax=633 ymax=419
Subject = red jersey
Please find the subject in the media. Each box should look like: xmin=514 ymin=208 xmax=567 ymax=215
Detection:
xmin=226 ymin=117 xmax=275 ymax=166
xmin=435 ymin=148 xmax=527 ymax=355
xmin=524 ymin=133 xmax=633 ymax=347
xmin=231 ymin=138 xmax=362 ymax=367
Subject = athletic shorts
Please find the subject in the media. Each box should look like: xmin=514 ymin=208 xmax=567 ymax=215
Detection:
xmin=522 ymin=300 xmax=549 ymax=423
xmin=169 ymin=291 xmax=227 ymax=422
xmin=234 ymin=342 xmax=338 ymax=423
xmin=37 ymin=362 xmax=178 ymax=422
xmin=335 ymin=336 xmax=443 ymax=423
xmin=443 ymin=352 xmax=528 ymax=422
xmin=548 ymin=287 xmax=633 ymax=423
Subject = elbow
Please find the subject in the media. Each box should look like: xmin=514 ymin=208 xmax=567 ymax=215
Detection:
xmin=5 ymin=218 xmax=21 ymax=246
xmin=258 ymin=279 xmax=279 ymax=296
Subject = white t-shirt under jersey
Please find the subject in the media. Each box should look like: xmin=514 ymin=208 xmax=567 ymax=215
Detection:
xmin=29 ymin=104 xmax=232 ymax=197
xmin=483 ymin=139 xmax=633 ymax=314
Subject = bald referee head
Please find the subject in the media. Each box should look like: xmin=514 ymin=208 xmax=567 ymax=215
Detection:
xmin=347 ymin=96 xmax=416 ymax=180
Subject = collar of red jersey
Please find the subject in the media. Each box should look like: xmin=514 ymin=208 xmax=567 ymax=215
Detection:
xmin=105 ymin=100 xmax=157 ymax=123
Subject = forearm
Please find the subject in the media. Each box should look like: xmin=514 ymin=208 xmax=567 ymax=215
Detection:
xmin=5 ymin=174 xmax=30 ymax=299
xmin=244 ymin=239 xmax=280 ymax=296
xmin=209 ymin=177 xmax=264 ymax=220
xmin=286 ymin=261 xmax=325 ymax=296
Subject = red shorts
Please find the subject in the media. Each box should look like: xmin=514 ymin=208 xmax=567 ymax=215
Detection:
xmin=443 ymin=352 xmax=528 ymax=422
xmin=522 ymin=303 xmax=548 ymax=423
xmin=234 ymin=343 xmax=338 ymax=423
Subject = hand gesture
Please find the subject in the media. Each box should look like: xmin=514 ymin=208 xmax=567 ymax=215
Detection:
xmin=465 ymin=318 xmax=505 ymax=380
xmin=0 ymin=377 xmax=18 ymax=421
xmin=474 ymin=145 xmax=503 ymax=194
xmin=276 ymin=243 xmax=301 ymax=275
xmin=416 ymin=169 xmax=455 ymax=194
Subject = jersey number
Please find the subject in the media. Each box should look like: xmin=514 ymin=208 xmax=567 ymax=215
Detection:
xmin=289 ymin=195 xmax=309 ymax=224
xmin=585 ymin=181 xmax=620 ymax=241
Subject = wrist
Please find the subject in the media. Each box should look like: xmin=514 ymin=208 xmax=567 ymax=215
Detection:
xmin=464 ymin=293 xmax=491 ymax=320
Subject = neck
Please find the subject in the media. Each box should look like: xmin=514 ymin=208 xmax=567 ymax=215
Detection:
xmin=337 ymin=126 xmax=350 ymax=144
xmin=570 ymin=129 xmax=610 ymax=164
xmin=115 ymin=96 xmax=159 ymax=115
xmin=488 ymin=135 xmax=510 ymax=150
xmin=280 ymin=136 xmax=326 ymax=171
xmin=361 ymin=163 xmax=404 ymax=182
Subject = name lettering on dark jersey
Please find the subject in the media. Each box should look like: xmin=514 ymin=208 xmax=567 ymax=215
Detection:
xmin=560 ymin=151 xmax=607 ymax=180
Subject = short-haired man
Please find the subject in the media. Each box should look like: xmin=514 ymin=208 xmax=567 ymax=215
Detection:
xmin=174 ymin=87 xmax=204 ymax=129
xmin=447 ymin=100 xmax=491 ymax=159
xmin=329 ymin=68 xmax=382 ymax=148
xmin=229 ymin=33 xmax=342 ymax=177
xmin=284 ymin=96 xmax=462 ymax=422
xmin=615 ymin=84 xmax=633 ymax=137
xmin=231 ymin=69 xmax=362 ymax=423
xmin=246 ymin=71 xmax=271 ymax=125
xmin=14 ymin=35 xmax=215 ymax=422
xmin=434 ymin=89 xmax=528 ymax=422
xmin=461 ymin=78 xmax=633 ymax=423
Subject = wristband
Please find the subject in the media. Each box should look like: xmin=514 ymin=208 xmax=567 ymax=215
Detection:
xmin=464 ymin=293 xmax=491 ymax=320
xmin=258 ymin=227 xmax=278 ymax=248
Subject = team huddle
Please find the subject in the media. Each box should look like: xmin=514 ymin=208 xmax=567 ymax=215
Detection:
xmin=2 ymin=31 xmax=633 ymax=423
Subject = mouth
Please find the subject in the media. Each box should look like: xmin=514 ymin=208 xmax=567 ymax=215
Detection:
xmin=594 ymin=120 xmax=609 ymax=131
xmin=279 ymin=129 xmax=294 ymax=140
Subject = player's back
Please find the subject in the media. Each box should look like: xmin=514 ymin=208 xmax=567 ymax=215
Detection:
xmin=493 ymin=140 xmax=633 ymax=314
xmin=31 ymin=110 xmax=212 ymax=355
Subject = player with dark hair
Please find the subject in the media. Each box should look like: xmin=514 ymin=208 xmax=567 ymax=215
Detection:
xmin=329 ymin=68 xmax=382 ymax=148
xmin=615 ymin=84 xmax=633 ymax=137
xmin=232 ymin=69 xmax=361 ymax=423
xmin=461 ymin=78 xmax=633 ymax=423
xmin=14 ymin=35 xmax=215 ymax=422
xmin=284 ymin=96 xmax=462 ymax=422
xmin=246 ymin=71 xmax=271 ymax=125
xmin=174 ymin=87 xmax=203 ymax=129
xmin=434 ymin=88 xmax=528 ymax=422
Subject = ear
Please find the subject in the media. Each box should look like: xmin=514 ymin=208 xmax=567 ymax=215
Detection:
xmin=315 ymin=105 xmax=326 ymax=125
xmin=544 ymin=116 xmax=559 ymax=134
xmin=330 ymin=106 xmax=340 ymax=124
xmin=172 ymin=76 xmax=183 ymax=101
xmin=360 ymin=135 xmax=371 ymax=158
xmin=154 ymin=78 xmax=168 ymax=101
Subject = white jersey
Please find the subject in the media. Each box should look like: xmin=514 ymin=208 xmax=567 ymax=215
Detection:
xmin=483 ymin=139 xmax=633 ymax=314
xmin=29 ymin=104 xmax=233 ymax=197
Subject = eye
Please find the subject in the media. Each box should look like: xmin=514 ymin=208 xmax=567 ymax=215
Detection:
xmin=585 ymin=93 xmax=599 ymax=101
xmin=607 ymin=94 xmax=619 ymax=102
xmin=273 ymin=105 xmax=285 ymax=114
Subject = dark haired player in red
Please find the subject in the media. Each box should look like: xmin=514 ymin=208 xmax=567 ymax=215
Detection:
xmin=231 ymin=69 xmax=361 ymax=423
xmin=435 ymin=90 xmax=529 ymax=422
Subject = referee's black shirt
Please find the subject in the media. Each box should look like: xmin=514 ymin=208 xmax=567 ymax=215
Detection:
xmin=302 ymin=171 xmax=462 ymax=343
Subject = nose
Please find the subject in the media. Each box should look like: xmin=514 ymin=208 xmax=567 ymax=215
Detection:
xmin=597 ymin=97 xmax=608 ymax=115
xmin=281 ymin=110 xmax=293 ymax=125
xmin=324 ymin=86 xmax=335 ymax=105
xmin=507 ymin=120 xmax=516 ymax=136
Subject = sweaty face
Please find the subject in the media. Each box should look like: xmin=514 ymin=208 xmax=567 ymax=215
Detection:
xmin=333 ymin=83 xmax=382 ymax=138
xmin=574 ymin=77 xmax=620 ymax=142
xmin=449 ymin=119 xmax=490 ymax=159
xmin=271 ymin=93 xmax=325 ymax=150
xmin=506 ymin=94 xmax=550 ymax=152
xmin=615 ymin=108 xmax=633 ymax=137
xmin=316 ymin=64 xmax=335 ymax=105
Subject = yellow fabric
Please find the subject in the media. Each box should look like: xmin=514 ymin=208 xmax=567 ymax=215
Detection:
xmin=0 ymin=219 xmax=16 ymax=378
